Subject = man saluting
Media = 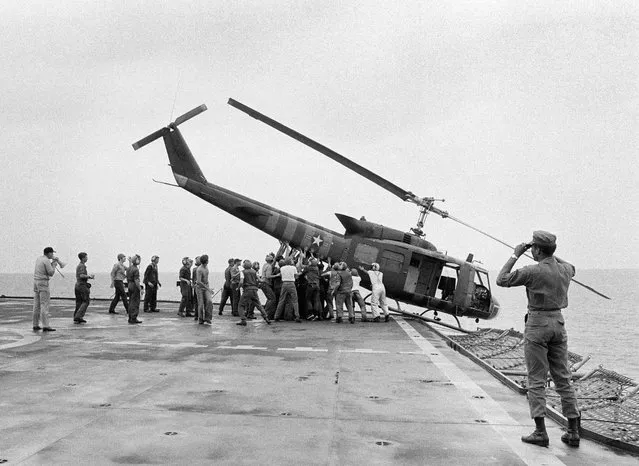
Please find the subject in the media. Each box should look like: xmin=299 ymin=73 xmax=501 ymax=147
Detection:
xmin=497 ymin=230 xmax=580 ymax=448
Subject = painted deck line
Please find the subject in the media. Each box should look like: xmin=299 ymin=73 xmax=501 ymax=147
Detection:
xmin=277 ymin=347 xmax=329 ymax=352
xmin=338 ymin=349 xmax=390 ymax=354
xmin=217 ymin=345 xmax=268 ymax=350
xmin=395 ymin=316 xmax=565 ymax=466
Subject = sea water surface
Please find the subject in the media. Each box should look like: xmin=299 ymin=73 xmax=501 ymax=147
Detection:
xmin=1 ymin=268 xmax=636 ymax=381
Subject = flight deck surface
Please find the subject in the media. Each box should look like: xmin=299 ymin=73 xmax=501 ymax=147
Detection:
xmin=0 ymin=297 xmax=636 ymax=465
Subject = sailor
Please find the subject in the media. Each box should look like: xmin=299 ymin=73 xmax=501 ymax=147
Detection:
xmin=218 ymin=258 xmax=234 ymax=315
xmin=261 ymin=254 xmax=278 ymax=320
xmin=32 ymin=246 xmax=65 ymax=332
xmin=195 ymin=254 xmax=213 ymax=325
xmin=496 ymin=230 xmax=580 ymax=448
xmin=191 ymin=256 xmax=201 ymax=321
xmin=350 ymin=268 xmax=368 ymax=322
xmin=273 ymin=258 xmax=302 ymax=323
xmin=334 ymin=262 xmax=355 ymax=323
xmin=143 ymin=255 xmax=161 ymax=312
xmin=177 ymin=257 xmax=194 ymax=317
xmin=321 ymin=262 xmax=341 ymax=320
xmin=73 ymin=252 xmax=94 ymax=324
xmin=229 ymin=258 xmax=242 ymax=316
xmin=236 ymin=260 xmax=271 ymax=326
xmin=303 ymin=258 xmax=322 ymax=320
xmin=108 ymin=254 xmax=128 ymax=314
xmin=126 ymin=255 xmax=143 ymax=324
xmin=360 ymin=263 xmax=390 ymax=322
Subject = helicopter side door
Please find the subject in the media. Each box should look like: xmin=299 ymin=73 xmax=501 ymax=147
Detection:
xmin=403 ymin=254 xmax=443 ymax=297
xmin=350 ymin=241 xmax=406 ymax=293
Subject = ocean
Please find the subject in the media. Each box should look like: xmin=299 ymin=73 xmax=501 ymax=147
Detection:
xmin=1 ymin=269 xmax=637 ymax=381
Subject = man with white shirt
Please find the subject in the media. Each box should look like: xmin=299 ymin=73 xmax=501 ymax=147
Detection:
xmin=33 ymin=246 xmax=65 ymax=332
xmin=273 ymin=258 xmax=302 ymax=323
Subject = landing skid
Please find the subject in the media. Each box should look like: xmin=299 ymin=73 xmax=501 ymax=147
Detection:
xmin=360 ymin=293 xmax=473 ymax=334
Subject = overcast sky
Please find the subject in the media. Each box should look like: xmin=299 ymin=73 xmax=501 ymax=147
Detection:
xmin=1 ymin=1 xmax=637 ymax=277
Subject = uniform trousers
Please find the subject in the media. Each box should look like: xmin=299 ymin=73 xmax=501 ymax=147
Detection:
xmin=143 ymin=284 xmax=158 ymax=311
xmin=352 ymin=290 xmax=367 ymax=320
xmin=127 ymin=283 xmax=141 ymax=322
xmin=335 ymin=291 xmax=354 ymax=320
xmin=230 ymin=285 xmax=241 ymax=316
xmin=196 ymin=287 xmax=212 ymax=323
xmin=370 ymin=286 xmax=389 ymax=318
xmin=258 ymin=282 xmax=277 ymax=320
xmin=524 ymin=310 xmax=579 ymax=419
xmin=178 ymin=283 xmax=192 ymax=315
xmin=33 ymin=279 xmax=52 ymax=328
xmin=305 ymin=283 xmax=322 ymax=318
xmin=109 ymin=280 xmax=128 ymax=313
xmin=274 ymin=282 xmax=299 ymax=320
xmin=239 ymin=288 xmax=268 ymax=322
xmin=74 ymin=283 xmax=91 ymax=321
xmin=218 ymin=284 xmax=233 ymax=313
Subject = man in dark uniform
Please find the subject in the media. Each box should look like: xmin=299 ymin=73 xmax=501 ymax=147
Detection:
xmin=236 ymin=260 xmax=271 ymax=326
xmin=178 ymin=257 xmax=194 ymax=317
xmin=126 ymin=255 xmax=143 ymax=324
xmin=335 ymin=262 xmax=355 ymax=324
xmin=218 ymin=258 xmax=234 ymax=315
xmin=230 ymin=258 xmax=242 ymax=316
xmin=73 ymin=252 xmax=94 ymax=324
xmin=497 ymin=230 xmax=580 ymax=448
xmin=303 ymin=258 xmax=322 ymax=320
xmin=143 ymin=255 xmax=161 ymax=312
xmin=191 ymin=256 xmax=200 ymax=321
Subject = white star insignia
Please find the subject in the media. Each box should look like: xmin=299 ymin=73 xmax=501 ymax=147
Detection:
xmin=312 ymin=235 xmax=323 ymax=247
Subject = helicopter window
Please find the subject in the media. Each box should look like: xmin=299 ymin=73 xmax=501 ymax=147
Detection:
xmin=353 ymin=244 xmax=379 ymax=264
xmin=474 ymin=270 xmax=490 ymax=289
xmin=381 ymin=251 xmax=404 ymax=273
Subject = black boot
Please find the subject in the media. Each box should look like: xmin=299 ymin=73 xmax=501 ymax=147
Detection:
xmin=561 ymin=417 xmax=580 ymax=447
xmin=521 ymin=418 xmax=549 ymax=447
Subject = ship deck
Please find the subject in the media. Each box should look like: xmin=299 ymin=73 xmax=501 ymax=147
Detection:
xmin=0 ymin=297 xmax=636 ymax=465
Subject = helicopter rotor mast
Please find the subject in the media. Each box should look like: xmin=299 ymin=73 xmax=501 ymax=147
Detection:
xmin=227 ymin=98 xmax=610 ymax=300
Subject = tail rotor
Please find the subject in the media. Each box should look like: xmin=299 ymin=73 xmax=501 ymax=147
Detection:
xmin=132 ymin=104 xmax=208 ymax=151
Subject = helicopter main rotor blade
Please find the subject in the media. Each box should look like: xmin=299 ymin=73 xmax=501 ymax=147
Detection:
xmin=447 ymin=213 xmax=611 ymax=299
xmin=228 ymin=98 xmax=412 ymax=202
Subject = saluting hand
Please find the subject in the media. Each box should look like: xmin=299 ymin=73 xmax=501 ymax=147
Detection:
xmin=513 ymin=243 xmax=530 ymax=258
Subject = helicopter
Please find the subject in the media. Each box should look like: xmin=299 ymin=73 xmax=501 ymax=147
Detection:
xmin=132 ymin=99 xmax=609 ymax=329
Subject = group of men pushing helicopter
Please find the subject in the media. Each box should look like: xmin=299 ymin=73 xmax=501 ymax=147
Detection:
xmin=174 ymin=249 xmax=392 ymax=327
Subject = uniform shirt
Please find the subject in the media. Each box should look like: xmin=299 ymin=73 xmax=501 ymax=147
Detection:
xmin=127 ymin=265 xmax=140 ymax=287
xmin=280 ymin=264 xmax=297 ymax=282
xmin=366 ymin=270 xmax=385 ymax=289
xmin=33 ymin=256 xmax=55 ymax=281
xmin=230 ymin=265 xmax=241 ymax=287
xmin=76 ymin=262 xmax=89 ymax=284
xmin=328 ymin=271 xmax=341 ymax=292
xmin=303 ymin=264 xmax=320 ymax=286
xmin=111 ymin=262 xmax=127 ymax=282
xmin=262 ymin=262 xmax=274 ymax=285
xmin=241 ymin=268 xmax=259 ymax=290
xmin=144 ymin=264 xmax=159 ymax=285
xmin=496 ymin=257 xmax=575 ymax=311
xmin=179 ymin=265 xmax=191 ymax=282
xmin=337 ymin=270 xmax=353 ymax=293
xmin=224 ymin=265 xmax=232 ymax=287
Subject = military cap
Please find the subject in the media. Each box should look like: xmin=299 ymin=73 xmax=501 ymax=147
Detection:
xmin=532 ymin=230 xmax=556 ymax=247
